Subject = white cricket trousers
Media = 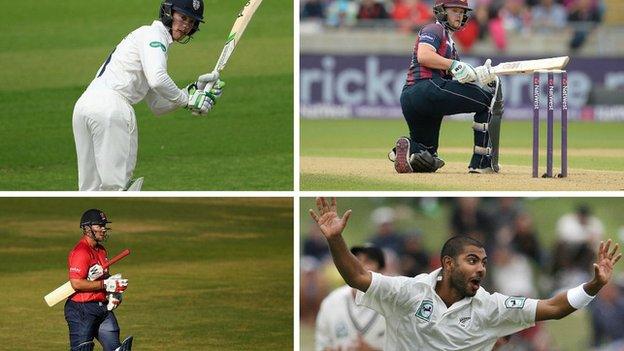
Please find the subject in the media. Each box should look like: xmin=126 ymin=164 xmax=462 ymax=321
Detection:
xmin=72 ymin=88 xmax=138 ymax=191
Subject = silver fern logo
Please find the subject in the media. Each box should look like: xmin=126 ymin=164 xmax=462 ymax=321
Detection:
xmin=193 ymin=0 xmax=200 ymax=10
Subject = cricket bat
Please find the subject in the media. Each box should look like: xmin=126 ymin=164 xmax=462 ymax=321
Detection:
xmin=491 ymin=56 xmax=570 ymax=75
xmin=197 ymin=0 xmax=263 ymax=91
xmin=44 ymin=249 xmax=130 ymax=307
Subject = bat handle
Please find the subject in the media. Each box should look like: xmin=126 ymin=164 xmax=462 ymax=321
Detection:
xmin=197 ymin=80 xmax=215 ymax=92
xmin=103 ymin=249 xmax=130 ymax=269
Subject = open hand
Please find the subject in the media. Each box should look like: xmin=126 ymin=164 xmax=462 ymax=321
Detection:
xmin=309 ymin=197 xmax=352 ymax=239
xmin=592 ymin=239 xmax=622 ymax=286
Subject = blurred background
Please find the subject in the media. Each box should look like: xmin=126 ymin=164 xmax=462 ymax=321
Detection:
xmin=300 ymin=197 xmax=624 ymax=351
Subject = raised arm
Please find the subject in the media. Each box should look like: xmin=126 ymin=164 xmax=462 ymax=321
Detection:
xmin=536 ymin=239 xmax=621 ymax=321
xmin=309 ymin=197 xmax=372 ymax=292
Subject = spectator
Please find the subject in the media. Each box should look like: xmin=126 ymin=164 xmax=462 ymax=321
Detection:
xmin=326 ymin=0 xmax=359 ymax=27
xmin=590 ymin=281 xmax=624 ymax=347
xmin=357 ymin=0 xmax=390 ymax=20
xmin=458 ymin=0 xmax=508 ymax=52
xmin=391 ymin=0 xmax=433 ymax=33
xmin=532 ymin=0 xmax=568 ymax=32
xmin=552 ymin=204 xmax=604 ymax=289
xmin=303 ymin=221 xmax=331 ymax=262
xmin=499 ymin=0 xmax=531 ymax=34
xmin=556 ymin=204 xmax=604 ymax=249
xmin=492 ymin=245 xmax=538 ymax=297
xmin=492 ymin=198 xmax=523 ymax=232
xmin=568 ymin=0 xmax=602 ymax=51
xmin=511 ymin=212 xmax=544 ymax=266
xmin=400 ymin=233 xmax=431 ymax=276
xmin=302 ymin=0 xmax=326 ymax=19
xmin=301 ymin=256 xmax=331 ymax=325
xmin=450 ymin=198 xmax=494 ymax=251
xmin=368 ymin=207 xmax=405 ymax=256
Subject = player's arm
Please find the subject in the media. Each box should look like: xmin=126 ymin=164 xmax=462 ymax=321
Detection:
xmin=536 ymin=240 xmax=621 ymax=321
xmin=417 ymin=43 xmax=453 ymax=70
xmin=144 ymin=89 xmax=180 ymax=116
xmin=309 ymin=197 xmax=372 ymax=292
xmin=70 ymin=278 xmax=105 ymax=292
xmin=137 ymin=30 xmax=188 ymax=107
xmin=418 ymin=43 xmax=476 ymax=83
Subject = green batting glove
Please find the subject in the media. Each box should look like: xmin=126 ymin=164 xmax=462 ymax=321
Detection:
xmin=205 ymin=79 xmax=226 ymax=104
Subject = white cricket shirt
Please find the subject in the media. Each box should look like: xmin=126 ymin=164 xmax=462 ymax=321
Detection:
xmin=316 ymin=285 xmax=385 ymax=351
xmin=356 ymin=268 xmax=538 ymax=351
xmin=87 ymin=20 xmax=187 ymax=110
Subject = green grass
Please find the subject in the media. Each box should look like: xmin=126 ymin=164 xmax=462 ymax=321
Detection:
xmin=0 ymin=0 xmax=293 ymax=190
xmin=301 ymin=119 xmax=624 ymax=168
xmin=301 ymin=174 xmax=459 ymax=191
xmin=300 ymin=197 xmax=624 ymax=350
xmin=0 ymin=198 xmax=293 ymax=350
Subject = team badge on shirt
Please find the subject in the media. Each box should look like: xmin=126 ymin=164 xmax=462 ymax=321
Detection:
xmin=505 ymin=297 xmax=527 ymax=309
xmin=335 ymin=321 xmax=348 ymax=338
xmin=415 ymin=299 xmax=434 ymax=322
xmin=459 ymin=316 xmax=471 ymax=328
xmin=149 ymin=41 xmax=167 ymax=53
xmin=193 ymin=0 xmax=200 ymax=10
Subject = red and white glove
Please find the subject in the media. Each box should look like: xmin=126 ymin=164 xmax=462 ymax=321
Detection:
xmin=106 ymin=292 xmax=123 ymax=311
xmin=103 ymin=273 xmax=128 ymax=293
xmin=87 ymin=264 xmax=104 ymax=281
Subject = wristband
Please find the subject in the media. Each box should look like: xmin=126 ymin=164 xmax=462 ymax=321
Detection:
xmin=566 ymin=283 xmax=595 ymax=309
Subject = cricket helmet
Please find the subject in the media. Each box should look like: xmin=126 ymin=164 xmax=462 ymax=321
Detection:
xmin=351 ymin=244 xmax=386 ymax=270
xmin=433 ymin=0 xmax=472 ymax=31
xmin=80 ymin=209 xmax=111 ymax=228
xmin=159 ymin=0 xmax=204 ymax=37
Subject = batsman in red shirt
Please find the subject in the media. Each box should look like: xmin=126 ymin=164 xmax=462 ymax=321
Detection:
xmin=65 ymin=209 xmax=133 ymax=351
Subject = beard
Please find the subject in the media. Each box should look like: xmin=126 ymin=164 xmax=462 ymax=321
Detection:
xmin=449 ymin=267 xmax=475 ymax=297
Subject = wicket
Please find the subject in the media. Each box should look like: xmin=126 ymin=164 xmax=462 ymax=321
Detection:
xmin=532 ymin=70 xmax=568 ymax=178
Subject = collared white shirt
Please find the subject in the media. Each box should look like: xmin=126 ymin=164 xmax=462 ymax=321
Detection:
xmin=88 ymin=20 xmax=186 ymax=110
xmin=356 ymin=268 xmax=538 ymax=351
xmin=316 ymin=285 xmax=385 ymax=351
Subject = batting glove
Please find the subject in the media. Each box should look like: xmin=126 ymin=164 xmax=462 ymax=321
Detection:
xmin=103 ymin=273 xmax=128 ymax=293
xmin=186 ymin=90 xmax=215 ymax=116
xmin=87 ymin=264 xmax=104 ymax=281
xmin=450 ymin=60 xmax=477 ymax=83
xmin=475 ymin=59 xmax=496 ymax=85
xmin=106 ymin=292 xmax=123 ymax=311
xmin=196 ymin=70 xmax=225 ymax=103
xmin=186 ymin=80 xmax=225 ymax=116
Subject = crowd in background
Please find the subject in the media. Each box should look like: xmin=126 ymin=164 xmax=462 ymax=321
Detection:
xmin=300 ymin=0 xmax=606 ymax=51
xmin=301 ymin=198 xmax=624 ymax=350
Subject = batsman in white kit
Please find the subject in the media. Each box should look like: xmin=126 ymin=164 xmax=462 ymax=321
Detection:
xmin=72 ymin=0 xmax=224 ymax=191
xmin=310 ymin=198 xmax=622 ymax=351
xmin=316 ymin=245 xmax=386 ymax=351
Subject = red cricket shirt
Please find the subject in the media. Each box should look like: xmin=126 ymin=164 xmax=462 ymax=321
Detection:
xmin=68 ymin=237 xmax=108 ymax=302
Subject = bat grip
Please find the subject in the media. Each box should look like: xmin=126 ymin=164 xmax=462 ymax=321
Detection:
xmin=197 ymin=80 xmax=216 ymax=92
xmin=103 ymin=249 xmax=130 ymax=269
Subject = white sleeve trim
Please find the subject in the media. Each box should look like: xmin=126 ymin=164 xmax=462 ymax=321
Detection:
xmin=419 ymin=42 xmax=437 ymax=51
